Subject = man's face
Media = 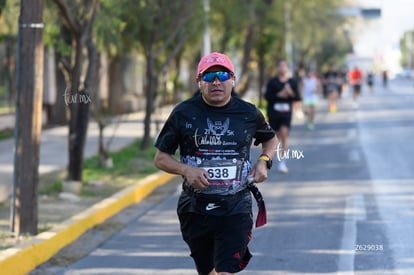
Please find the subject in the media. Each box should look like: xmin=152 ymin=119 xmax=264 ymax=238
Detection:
xmin=199 ymin=65 xmax=234 ymax=107
xmin=278 ymin=61 xmax=289 ymax=75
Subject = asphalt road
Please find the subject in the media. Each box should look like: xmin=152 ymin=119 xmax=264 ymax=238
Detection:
xmin=33 ymin=79 xmax=414 ymax=275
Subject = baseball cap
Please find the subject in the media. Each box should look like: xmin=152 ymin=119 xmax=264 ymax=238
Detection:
xmin=197 ymin=52 xmax=234 ymax=75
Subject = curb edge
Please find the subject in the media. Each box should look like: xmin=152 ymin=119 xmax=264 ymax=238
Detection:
xmin=0 ymin=172 xmax=177 ymax=275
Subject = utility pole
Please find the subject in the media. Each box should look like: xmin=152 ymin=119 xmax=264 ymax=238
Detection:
xmin=11 ymin=0 xmax=44 ymax=235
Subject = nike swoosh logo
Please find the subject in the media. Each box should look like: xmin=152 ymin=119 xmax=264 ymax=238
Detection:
xmin=206 ymin=203 xmax=221 ymax=211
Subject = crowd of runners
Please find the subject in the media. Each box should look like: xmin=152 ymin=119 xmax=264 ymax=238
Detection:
xmin=263 ymin=61 xmax=386 ymax=174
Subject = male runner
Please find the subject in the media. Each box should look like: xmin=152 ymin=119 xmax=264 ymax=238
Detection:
xmin=154 ymin=52 xmax=278 ymax=275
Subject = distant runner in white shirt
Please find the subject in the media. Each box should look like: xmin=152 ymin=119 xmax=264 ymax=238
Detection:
xmin=301 ymin=68 xmax=320 ymax=130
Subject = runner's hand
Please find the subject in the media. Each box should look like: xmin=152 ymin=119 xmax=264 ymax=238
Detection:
xmin=284 ymin=84 xmax=294 ymax=97
xmin=184 ymin=166 xmax=210 ymax=190
xmin=277 ymin=90 xmax=289 ymax=98
xmin=249 ymin=161 xmax=268 ymax=183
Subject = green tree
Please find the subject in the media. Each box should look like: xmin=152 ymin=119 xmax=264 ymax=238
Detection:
xmin=209 ymin=0 xmax=259 ymax=96
xmin=289 ymin=0 xmax=352 ymax=70
xmin=0 ymin=0 xmax=6 ymax=17
xmin=254 ymin=0 xmax=285 ymax=107
xmin=95 ymin=0 xmax=129 ymax=116
xmin=51 ymin=0 xmax=99 ymax=182
xmin=119 ymin=0 xmax=202 ymax=150
xmin=0 ymin=0 xmax=19 ymax=109
xmin=206 ymin=0 xmax=350 ymax=100
xmin=400 ymin=30 xmax=414 ymax=68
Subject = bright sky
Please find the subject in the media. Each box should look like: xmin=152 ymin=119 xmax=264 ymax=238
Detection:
xmin=352 ymin=0 xmax=414 ymax=73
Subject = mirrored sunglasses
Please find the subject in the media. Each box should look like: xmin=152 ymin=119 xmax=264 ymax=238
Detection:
xmin=201 ymin=71 xmax=232 ymax=83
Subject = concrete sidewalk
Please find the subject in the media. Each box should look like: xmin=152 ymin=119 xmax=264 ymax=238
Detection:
xmin=0 ymin=113 xmax=16 ymax=132
xmin=0 ymin=106 xmax=173 ymax=202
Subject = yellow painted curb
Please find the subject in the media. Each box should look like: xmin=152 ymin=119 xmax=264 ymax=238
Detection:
xmin=0 ymin=172 xmax=177 ymax=275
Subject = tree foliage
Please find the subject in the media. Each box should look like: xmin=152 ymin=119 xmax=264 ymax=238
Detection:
xmin=2 ymin=0 xmax=355 ymax=192
xmin=400 ymin=30 xmax=414 ymax=68
xmin=205 ymin=0 xmax=350 ymax=98
xmin=0 ymin=0 xmax=19 ymax=107
xmin=111 ymin=0 xmax=203 ymax=149
xmin=292 ymin=0 xmax=352 ymax=70
xmin=10 ymin=0 xmax=352 ymax=153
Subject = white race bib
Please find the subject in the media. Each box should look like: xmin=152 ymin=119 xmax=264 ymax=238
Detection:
xmin=274 ymin=103 xmax=290 ymax=112
xmin=203 ymin=166 xmax=237 ymax=181
xmin=197 ymin=159 xmax=243 ymax=186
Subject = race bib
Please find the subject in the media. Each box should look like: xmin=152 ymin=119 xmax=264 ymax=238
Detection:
xmin=204 ymin=166 xmax=237 ymax=181
xmin=198 ymin=159 xmax=242 ymax=186
xmin=273 ymin=103 xmax=290 ymax=112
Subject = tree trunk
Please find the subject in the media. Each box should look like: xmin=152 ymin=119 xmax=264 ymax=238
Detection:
xmin=108 ymin=56 xmax=123 ymax=114
xmin=235 ymin=23 xmax=255 ymax=97
xmin=53 ymin=58 xmax=69 ymax=125
xmin=67 ymin=33 xmax=89 ymax=181
xmin=172 ymin=51 xmax=183 ymax=103
xmin=13 ymin=0 xmax=44 ymax=236
xmin=258 ymin=38 xmax=265 ymax=108
xmin=53 ymin=25 xmax=72 ymax=125
xmin=67 ymin=94 xmax=89 ymax=181
xmin=52 ymin=0 xmax=98 ymax=183
xmin=141 ymin=54 xmax=158 ymax=150
xmin=85 ymin=29 xmax=107 ymax=165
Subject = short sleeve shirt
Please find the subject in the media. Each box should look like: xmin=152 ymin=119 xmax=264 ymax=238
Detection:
xmin=265 ymin=77 xmax=301 ymax=119
xmin=155 ymin=93 xmax=275 ymax=196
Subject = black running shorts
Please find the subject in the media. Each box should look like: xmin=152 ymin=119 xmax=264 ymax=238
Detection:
xmin=178 ymin=213 xmax=253 ymax=274
xmin=353 ymin=84 xmax=361 ymax=94
xmin=269 ymin=113 xmax=292 ymax=131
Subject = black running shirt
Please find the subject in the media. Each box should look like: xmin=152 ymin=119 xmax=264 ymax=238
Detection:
xmin=155 ymin=93 xmax=275 ymax=196
xmin=265 ymin=77 xmax=301 ymax=119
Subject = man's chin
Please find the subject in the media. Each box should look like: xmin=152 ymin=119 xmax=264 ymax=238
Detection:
xmin=210 ymin=90 xmax=224 ymax=96
xmin=209 ymin=94 xmax=225 ymax=102
xmin=203 ymin=94 xmax=230 ymax=106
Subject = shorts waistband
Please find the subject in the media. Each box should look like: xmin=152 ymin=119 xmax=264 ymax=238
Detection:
xmin=182 ymin=184 xmax=249 ymax=198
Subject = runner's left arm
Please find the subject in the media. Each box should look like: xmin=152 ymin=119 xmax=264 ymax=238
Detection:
xmin=250 ymin=109 xmax=279 ymax=182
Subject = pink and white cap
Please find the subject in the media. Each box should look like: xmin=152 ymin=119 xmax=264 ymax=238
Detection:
xmin=197 ymin=52 xmax=234 ymax=75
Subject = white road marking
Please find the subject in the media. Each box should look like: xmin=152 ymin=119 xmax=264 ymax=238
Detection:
xmin=337 ymin=194 xmax=366 ymax=275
